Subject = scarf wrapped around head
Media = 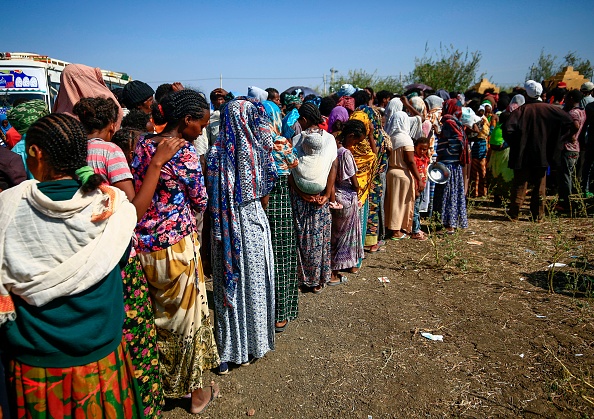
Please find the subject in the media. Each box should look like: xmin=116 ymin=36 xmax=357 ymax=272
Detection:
xmin=410 ymin=96 xmax=427 ymax=120
xmin=436 ymin=89 xmax=451 ymax=101
xmin=248 ymin=86 xmax=268 ymax=103
xmin=384 ymin=98 xmax=403 ymax=128
xmin=327 ymin=106 xmax=349 ymax=133
xmin=440 ymin=99 xmax=469 ymax=165
xmin=386 ymin=111 xmax=414 ymax=150
xmin=443 ymin=99 xmax=462 ymax=119
xmin=52 ymin=64 xmax=123 ymax=130
xmin=0 ymin=114 xmax=11 ymax=135
xmin=7 ymin=100 xmax=49 ymax=134
xmin=424 ymin=95 xmax=444 ymax=111
xmin=507 ymin=94 xmax=525 ymax=113
xmin=337 ymin=84 xmax=356 ymax=97
xmin=336 ymin=96 xmax=355 ymax=112
xmin=283 ymin=94 xmax=302 ymax=107
xmin=206 ymin=98 xmax=278 ymax=308
xmin=262 ymin=100 xmax=283 ymax=139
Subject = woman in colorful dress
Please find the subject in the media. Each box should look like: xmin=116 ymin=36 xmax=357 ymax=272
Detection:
xmin=207 ymin=97 xmax=278 ymax=373
xmin=331 ymin=120 xmax=366 ymax=282
xmin=0 ymin=113 xmax=143 ymax=418
xmin=433 ymin=99 xmax=470 ymax=233
xmin=290 ymin=118 xmax=338 ymax=293
xmin=73 ymin=96 xmax=183 ymax=418
xmin=348 ymin=91 xmax=377 ymax=266
xmin=132 ymin=89 xmax=220 ymax=414
xmin=262 ymin=100 xmax=299 ymax=333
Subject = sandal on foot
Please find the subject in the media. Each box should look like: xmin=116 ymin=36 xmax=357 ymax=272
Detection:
xmin=190 ymin=382 xmax=219 ymax=414
xmin=312 ymin=285 xmax=324 ymax=294
xmin=328 ymin=274 xmax=348 ymax=286
xmin=390 ymin=233 xmax=409 ymax=240
xmin=275 ymin=320 xmax=289 ymax=333
xmin=364 ymin=244 xmax=381 ymax=253
xmin=411 ymin=232 xmax=428 ymax=241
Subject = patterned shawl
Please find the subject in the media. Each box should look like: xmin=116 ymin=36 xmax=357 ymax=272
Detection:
xmin=7 ymin=100 xmax=49 ymax=134
xmin=349 ymin=109 xmax=377 ymax=203
xmin=206 ymin=98 xmax=278 ymax=308
xmin=441 ymin=99 xmax=470 ymax=165
xmin=263 ymin=100 xmax=283 ymax=139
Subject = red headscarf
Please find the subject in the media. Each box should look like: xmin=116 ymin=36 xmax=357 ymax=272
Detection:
xmin=442 ymin=99 xmax=462 ymax=119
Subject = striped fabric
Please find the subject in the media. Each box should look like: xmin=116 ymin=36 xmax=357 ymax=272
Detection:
xmin=87 ymin=138 xmax=133 ymax=184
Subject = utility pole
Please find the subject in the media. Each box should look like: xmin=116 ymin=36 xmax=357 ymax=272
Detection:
xmin=220 ymin=73 xmax=222 ymax=89
xmin=323 ymin=74 xmax=327 ymax=95
xmin=330 ymin=68 xmax=338 ymax=93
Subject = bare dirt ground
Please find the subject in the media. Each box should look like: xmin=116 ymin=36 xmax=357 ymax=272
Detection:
xmin=164 ymin=199 xmax=594 ymax=418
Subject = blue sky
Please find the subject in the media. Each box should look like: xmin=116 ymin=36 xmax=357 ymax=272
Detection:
xmin=4 ymin=0 xmax=593 ymax=96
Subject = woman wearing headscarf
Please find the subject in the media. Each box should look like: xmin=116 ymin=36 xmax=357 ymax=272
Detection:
xmin=433 ymin=99 xmax=470 ymax=233
xmin=0 ymin=114 xmax=21 ymax=148
xmin=52 ymin=63 xmax=124 ymax=129
xmin=327 ymin=106 xmax=349 ymax=133
xmin=262 ymin=100 xmax=299 ymax=333
xmin=420 ymin=95 xmax=444 ymax=215
xmin=352 ymin=98 xmax=390 ymax=253
xmin=7 ymin=99 xmax=49 ymax=179
xmin=0 ymin=114 xmax=142 ymax=418
xmin=349 ymin=99 xmax=378 ymax=264
xmin=281 ymin=94 xmax=303 ymax=138
xmin=207 ymin=97 xmax=278 ymax=372
xmin=290 ymin=124 xmax=337 ymax=293
xmin=489 ymin=95 xmax=524 ymax=206
xmin=384 ymin=110 xmax=421 ymax=239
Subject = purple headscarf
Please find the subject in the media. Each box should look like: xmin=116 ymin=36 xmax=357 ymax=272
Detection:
xmin=327 ymin=106 xmax=349 ymax=133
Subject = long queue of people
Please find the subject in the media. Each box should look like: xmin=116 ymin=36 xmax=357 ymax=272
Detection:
xmin=0 ymin=61 xmax=590 ymax=418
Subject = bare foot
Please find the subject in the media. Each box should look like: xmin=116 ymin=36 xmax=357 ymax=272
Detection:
xmin=275 ymin=320 xmax=288 ymax=328
xmin=190 ymin=381 xmax=219 ymax=414
xmin=347 ymin=267 xmax=359 ymax=274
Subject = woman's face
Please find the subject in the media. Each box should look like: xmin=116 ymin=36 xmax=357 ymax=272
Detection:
xmin=183 ymin=111 xmax=210 ymax=141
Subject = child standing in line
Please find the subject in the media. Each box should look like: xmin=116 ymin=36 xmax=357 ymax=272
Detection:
xmin=412 ymin=137 xmax=431 ymax=240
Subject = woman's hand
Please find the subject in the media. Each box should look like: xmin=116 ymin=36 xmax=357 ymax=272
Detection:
xmin=151 ymin=137 xmax=185 ymax=167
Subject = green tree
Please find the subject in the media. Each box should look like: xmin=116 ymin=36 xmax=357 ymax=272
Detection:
xmin=526 ymin=49 xmax=558 ymax=82
xmin=407 ymin=44 xmax=483 ymax=92
xmin=526 ymin=49 xmax=593 ymax=82
xmin=562 ymin=51 xmax=593 ymax=79
xmin=329 ymin=69 xmax=404 ymax=95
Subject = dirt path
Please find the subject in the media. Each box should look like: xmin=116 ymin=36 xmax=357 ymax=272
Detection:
xmin=164 ymin=203 xmax=594 ymax=418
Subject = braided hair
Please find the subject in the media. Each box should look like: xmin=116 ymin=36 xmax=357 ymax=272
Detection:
xmin=151 ymin=89 xmax=209 ymax=127
xmin=26 ymin=114 xmax=102 ymax=193
xmin=112 ymin=128 xmax=140 ymax=158
xmin=72 ymin=97 xmax=119 ymax=134
xmin=336 ymin=119 xmax=366 ymax=144
xmin=298 ymin=103 xmax=324 ymax=125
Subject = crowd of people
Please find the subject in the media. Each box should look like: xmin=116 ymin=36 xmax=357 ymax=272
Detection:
xmin=0 ymin=61 xmax=592 ymax=418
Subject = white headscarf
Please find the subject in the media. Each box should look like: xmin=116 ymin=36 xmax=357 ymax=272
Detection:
xmin=384 ymin=97 xmax=403 ymax=127
xmin=408 ymin=115 xmax=423 ymax=140
xmin=386 ymin=111 xmax=414 ymax=150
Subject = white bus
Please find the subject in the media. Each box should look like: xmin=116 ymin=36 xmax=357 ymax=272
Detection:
xmin=0 ymin=52 xmax=131 ymax=114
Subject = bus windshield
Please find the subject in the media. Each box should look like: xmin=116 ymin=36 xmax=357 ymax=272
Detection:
xmin=0 ymin=92 xmax=47 ymax=109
